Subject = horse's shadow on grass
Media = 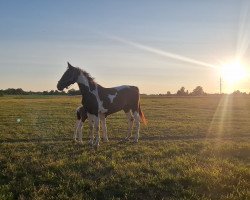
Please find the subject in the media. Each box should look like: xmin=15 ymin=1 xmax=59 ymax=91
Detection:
xmin=1 ymin=134 xmax=248 ymax=145
xmin=0 ymin=137 xmax=71 ymax=144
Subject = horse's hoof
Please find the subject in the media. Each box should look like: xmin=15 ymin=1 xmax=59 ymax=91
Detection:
xmin=118 ymin=138 xmax=128 ymax=143
xmin=93 ymin=144 xmax=99 ymax=150
xmin=118 ymin=139 xmax=124 ymax=144
xmin=78 ymin=140 xmax=83 ymax=145
xmin=134 ymin=139 xmax=139 ymax=143
xmin=103 ymin=139 xmax=109 ymax=143
xmin=124 ymin=137 xmax=130 ymax=141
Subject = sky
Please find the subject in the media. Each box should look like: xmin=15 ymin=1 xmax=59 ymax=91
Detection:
xmin=0 ymin=0 xmax=249 ymax=94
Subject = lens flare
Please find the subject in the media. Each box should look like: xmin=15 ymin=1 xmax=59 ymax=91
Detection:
xmin=220 ymin=61 xmax=247 ymax=84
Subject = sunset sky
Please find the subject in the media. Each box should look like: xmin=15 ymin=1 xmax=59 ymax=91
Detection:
xmin=0 ymin=0 xmax=249 ymax=94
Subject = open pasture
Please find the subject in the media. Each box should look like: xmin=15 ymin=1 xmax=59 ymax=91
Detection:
xmin=0 ymin=95 xmax=249 ymax=199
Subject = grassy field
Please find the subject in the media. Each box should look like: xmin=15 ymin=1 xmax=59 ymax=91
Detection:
xmin=0 ymin=95 xmax=249 ymax=200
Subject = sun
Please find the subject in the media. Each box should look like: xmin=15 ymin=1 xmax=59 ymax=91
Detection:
xmin=220 ymin=61 xmax=247 ymax=84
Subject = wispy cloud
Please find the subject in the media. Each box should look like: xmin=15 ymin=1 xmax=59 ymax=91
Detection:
xmin=107 ymin=35 xmax=217 ymax=69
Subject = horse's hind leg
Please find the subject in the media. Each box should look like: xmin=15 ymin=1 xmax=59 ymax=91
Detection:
xmin=125 ymin=111 xmax=134 ymax=141
xmin=100 ymin=113 xmax=109 ymax=142
xmin=133 ymin=111 xmax=140 ymax=143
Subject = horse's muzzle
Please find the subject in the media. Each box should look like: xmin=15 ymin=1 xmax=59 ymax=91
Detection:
xmin=57 ymin=82 xmax=64 ymax=91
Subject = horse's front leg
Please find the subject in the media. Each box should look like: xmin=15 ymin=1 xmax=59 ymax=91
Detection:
xmin=100 ymin=113 xmax=108 ymax=142
xmin=88 ymin=115 xmax=95 ymax=145
xmin=93 ymin=115 xmax=100 ymax=148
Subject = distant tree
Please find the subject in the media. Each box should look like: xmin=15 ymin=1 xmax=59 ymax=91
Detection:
xmin=1 ymin=88 xmax=67 ymax=95
xmin=42 ymin=91 xmax=49 ymax=95
xmin=60 ymin=90 xmax=67 ymax=95
xmin=67 ymin=89 xmax=81 ymax=95
xmin=49 ymin=90 xmax=56 ymax=95
xmin=232 ymin=90 xmax=242 ymax=95
xmin=4 ymin=88 xmax=15 ymax=95
xmin=176 ymin=87 xmax=188 ymax=96
xmin=3 ymin=88 xmax=26 ymax=95
xmin=190 ymin=86 xmax=205 ymax=96
xmin=54 ymin=90 xmax=66 ymax=95
xmin=167 ymin=91 xmax=171 ymax=96
xmin=16 ymin=88 xmax=26 ymax=95
xmin=0 ymin=90 xmax=3 ymax=97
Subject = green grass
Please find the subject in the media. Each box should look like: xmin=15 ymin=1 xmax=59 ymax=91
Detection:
xmin=0 ymin=95 xmax=249 ymax=199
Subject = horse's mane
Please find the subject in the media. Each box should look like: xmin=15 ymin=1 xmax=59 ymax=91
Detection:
xmin=77 ymin=67 xmax=96 ymax=85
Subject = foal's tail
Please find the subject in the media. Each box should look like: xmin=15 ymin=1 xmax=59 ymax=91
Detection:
xmin=139 ymin=103 xmax=147 ymax=125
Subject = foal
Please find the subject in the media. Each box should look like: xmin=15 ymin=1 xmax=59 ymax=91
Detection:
xmin=74 ymin=105 xmax=109 ymax=144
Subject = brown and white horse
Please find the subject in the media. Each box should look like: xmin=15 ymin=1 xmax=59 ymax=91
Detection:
xmin=57 ymin=62 xmax=147 ymax=147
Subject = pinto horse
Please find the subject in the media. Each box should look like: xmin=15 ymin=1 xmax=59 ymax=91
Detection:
xmin=57 ymin=62 xmax=147 ymax=147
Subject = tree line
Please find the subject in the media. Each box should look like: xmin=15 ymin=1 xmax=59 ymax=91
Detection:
xmin=0 ymin=87 xmax=249 ymax=97
xmin=158 ymin=86 xmax=250 ymax=96
xmin=0 ymin=88 xmax=79 ymax=96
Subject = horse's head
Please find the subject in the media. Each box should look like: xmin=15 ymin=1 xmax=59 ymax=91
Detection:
xmin=57 ymin=62 xmax=79 ymax=91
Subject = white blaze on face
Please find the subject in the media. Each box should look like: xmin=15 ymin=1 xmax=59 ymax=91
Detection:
xmin=108 ymin=93 xmax=117 ymax=103
xmin=115 ymin=85 xmax=130 ymax=91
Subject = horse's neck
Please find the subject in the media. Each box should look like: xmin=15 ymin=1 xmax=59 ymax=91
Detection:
xmin=78 ymin=82 xmax=101 ymax=98
xmin=78 ymin=83 xmax=88 ymax=93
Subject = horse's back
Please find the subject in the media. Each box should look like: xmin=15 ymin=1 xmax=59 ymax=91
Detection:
xmin=98 ymin=85 xmax=140 ymax=115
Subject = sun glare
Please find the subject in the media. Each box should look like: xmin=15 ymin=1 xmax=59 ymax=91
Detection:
xmin=220 ymin=61 xmax=247 ymax=84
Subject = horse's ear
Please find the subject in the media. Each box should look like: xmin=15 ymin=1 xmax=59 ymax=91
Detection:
xmin=67 ymin=62 xmax=73 ymax=68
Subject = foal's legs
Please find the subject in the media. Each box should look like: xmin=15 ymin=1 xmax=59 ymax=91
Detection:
xmin=78 ymin=120 xmax=83 ymax=143
xmin=100 ymin=113 xmax=109 ymax=142
xmin=74 ymin=120 xmax=83 ymax=142
xmin=133 ymin=111 xmax=140 ymax=143
xmin=125 ymin=111 xmax=134 ymax=140
xmin=74 ymin=120 xmax=79 ymax=141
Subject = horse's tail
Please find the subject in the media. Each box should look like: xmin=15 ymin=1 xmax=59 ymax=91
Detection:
xmin=139 ymin=103 xmax=147 ymax=125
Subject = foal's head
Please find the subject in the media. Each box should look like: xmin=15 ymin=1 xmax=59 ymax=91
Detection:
xmin=57 ymin=62 xmax=79 ymax=91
